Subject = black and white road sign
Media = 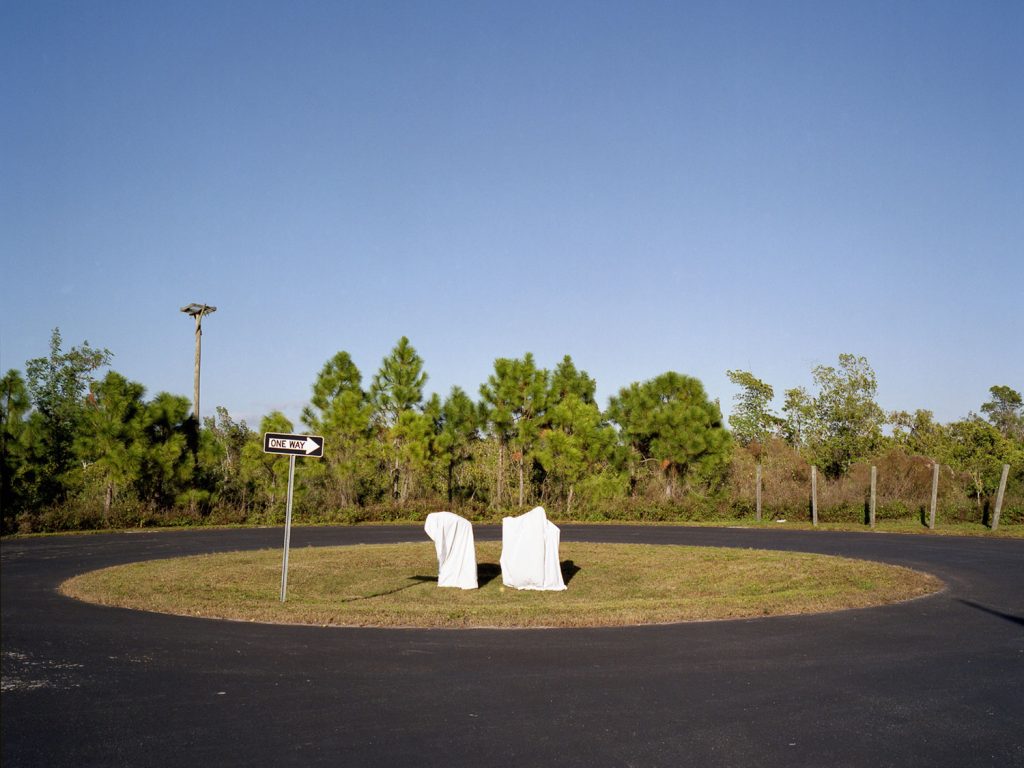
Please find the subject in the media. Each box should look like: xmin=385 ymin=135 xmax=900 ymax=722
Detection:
xmin=263 ymin=431 xmax=324 ymax=602
xmin=263 ymin=432 xmax=325 ymax=458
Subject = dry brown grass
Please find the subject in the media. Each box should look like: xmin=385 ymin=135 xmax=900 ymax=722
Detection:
xmin=60 ymin=542 xmax=942 ymax=629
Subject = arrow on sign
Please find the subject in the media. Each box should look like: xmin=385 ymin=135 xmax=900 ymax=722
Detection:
xmin=300 ymin=437 xmax=319 ymax=454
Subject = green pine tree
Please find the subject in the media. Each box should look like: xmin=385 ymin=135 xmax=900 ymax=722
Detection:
xmin=369 ymin=338 xmax=429 ymax=502
xmin=609 ymin=372 xmax=731 ymax=499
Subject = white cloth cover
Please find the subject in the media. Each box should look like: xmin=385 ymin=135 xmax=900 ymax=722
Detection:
xmin=499 ymin=506 xmax=567 ymax=591
xmin=424 ymin=511 xmax=478 ymax=590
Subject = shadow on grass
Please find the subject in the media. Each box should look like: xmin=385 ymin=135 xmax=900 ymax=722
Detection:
xmin=478 ymin=562 xmax=501 ymax=587
xmin=343 ymin=575 xmax=436 ymax=602
xmin=475 ymin=560 xmax=582 ymax=587
xmin=561 ymin=560 xmax=581 ymax=585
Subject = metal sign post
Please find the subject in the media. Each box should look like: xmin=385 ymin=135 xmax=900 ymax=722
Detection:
xmin=280 ymin=454 xmax=296 ymax=601
xmin=263 ymin=432 xmax=325 ymax=602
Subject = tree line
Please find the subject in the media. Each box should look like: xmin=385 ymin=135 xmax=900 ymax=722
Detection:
xmin=1 ymin=330 xmax=1021 ymax=534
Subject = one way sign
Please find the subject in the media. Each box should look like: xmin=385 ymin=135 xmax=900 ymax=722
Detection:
xmin=263 ymin=432 xmax=325 ymax=458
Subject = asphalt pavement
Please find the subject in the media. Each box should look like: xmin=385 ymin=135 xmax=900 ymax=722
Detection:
xmin=2 ymin=525 xmax=1022 ymax=767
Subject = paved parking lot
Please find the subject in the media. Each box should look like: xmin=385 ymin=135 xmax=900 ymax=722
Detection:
xmin=3 ymin=525 xmax=1022 ymax=767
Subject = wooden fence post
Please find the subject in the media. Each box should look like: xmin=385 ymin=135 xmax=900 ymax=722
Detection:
xmin=992 ymin=464 xmax=1010 ymax=532
xmin=756 ymin=464 xmax=762 ymax=522
xmin=929 ymin=462 xmax=939 ymax=530
xmin=870 ymin=465 xmax=877 ymax=529
xmin=811 ymin=465 xmax=818 ymax=526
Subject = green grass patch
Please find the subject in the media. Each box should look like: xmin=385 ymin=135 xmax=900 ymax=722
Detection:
xmin=60 ymin=542 xmax=942 ymax=628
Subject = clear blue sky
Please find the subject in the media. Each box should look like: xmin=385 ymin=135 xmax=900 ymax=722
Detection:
xmin=2 ymin=1 xmax=1021 ymax=428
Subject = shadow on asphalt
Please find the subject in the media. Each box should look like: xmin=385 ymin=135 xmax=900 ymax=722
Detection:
xmin=958 ymin=599 xmax=1024 ymax=627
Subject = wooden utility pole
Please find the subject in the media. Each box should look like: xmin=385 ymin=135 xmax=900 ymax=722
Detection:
xmin=180 ymin=303 xmax=216 ymax=422
xmin=929 ymin=462 xmax=940 ymax=530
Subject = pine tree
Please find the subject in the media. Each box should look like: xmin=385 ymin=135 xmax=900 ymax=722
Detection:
xmin=1 ymin=369 xmax=31 ymax=530
xmin=136 ymin=392 xmax=194 ymax=509
xmin=302 ymin=352 xmax=372 ymax=507
xmin=369 ymin=337 xmax=426 ymax=426
xmin=533 ymin=356 xmax=613 ymax=513
xmin=479 ymin=358 xmax=517 ymax=506
xmin=436 ymin=387 xmax=480 ymax=505
xmin=75 ymin=371 xmax=146 ymax=524
xmin=369 ymin=338 xmax=429 ymax=502
xmin=241 ymin=411 xmax=295 ymax=517
xmin=480 ymin=353 xmax=548 ymax=508
xmin=609 ymin=372 xmax=731 ymax=499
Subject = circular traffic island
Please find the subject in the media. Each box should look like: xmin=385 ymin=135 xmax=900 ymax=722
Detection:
xmin=60 ymin=541 xmax=942 ymax=628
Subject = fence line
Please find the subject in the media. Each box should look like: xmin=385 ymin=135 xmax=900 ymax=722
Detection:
xmin=741 ymin=461 xmax=1016 ymax=530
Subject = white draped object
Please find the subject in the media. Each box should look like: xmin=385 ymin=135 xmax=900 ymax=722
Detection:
xmin=424 ymin=511 xmax=478 ymax=590
xmin=500 ymin=506 xmax=567 ymax=591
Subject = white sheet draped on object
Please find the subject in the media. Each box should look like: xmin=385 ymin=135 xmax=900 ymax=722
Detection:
xmin=499 ymin=506 xmax=567 ymax=591
xmin=424 ymin=511 xmax=478 ymax=589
